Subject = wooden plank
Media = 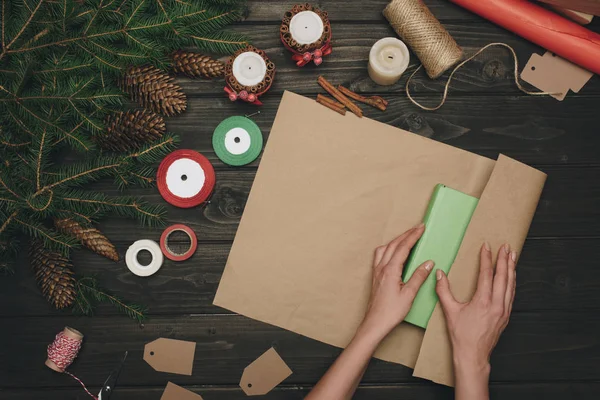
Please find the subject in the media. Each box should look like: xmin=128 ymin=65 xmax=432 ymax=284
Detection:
xmin=167 ymin=95 xmax=600 ymax=168
xmin=1 ymin=238 xmax=599 ymax=317
xmin=3 ymin=382 xmax=600 ymax=400
xmin=1 ymin=312 xmax=599 ymax=388
xmin=58 ymin=166 xmax=600 ymax=242
xmin=176 ymin=24 xmax=600 ymax=96
xmin=243 ymin=0 xmax=505 ymax=22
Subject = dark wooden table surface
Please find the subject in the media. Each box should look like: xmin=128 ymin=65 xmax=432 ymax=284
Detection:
xmin=2 ymin=1 xmax=600 ymax=399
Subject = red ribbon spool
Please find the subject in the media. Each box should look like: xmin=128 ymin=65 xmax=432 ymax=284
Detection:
xmin=160 ymin=224 xmax=198 ymax=261
xmin=157 ymin=150 xmax=215 ymax=208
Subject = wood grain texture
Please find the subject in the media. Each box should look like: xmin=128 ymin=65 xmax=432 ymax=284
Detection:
xmin=3 ymin=383 xmax=600 ymax=400
xmin=1 ymin=238 xmax=599 ymax=317
xmin=1 ymin=313 xmax=599 ymax=389
xmin=167 ymin=95 xmax=600 ymax=168
xmin=176 ymin=24 xmax=600 ymax=96
xmin=2 ymin=1 xmax=600 ymax=398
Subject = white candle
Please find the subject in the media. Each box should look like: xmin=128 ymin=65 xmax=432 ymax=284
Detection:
xmin=368 ymin=37 xmax=410 ymax=86
xmin=289 ymin=11 xmax=324 ymax=45
xmin=232 ymin=51 xmax=267 ymax=87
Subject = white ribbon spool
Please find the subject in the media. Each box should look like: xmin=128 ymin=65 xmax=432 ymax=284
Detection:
xmin=165 ymin=158 xmax=206 ymax=199
xmin=232 ymin=51 xmax=267 ymax=87
xmin=368 ymin=37 xmax=410 ymax=86
xmin=126 ymin=239 xmax=164 ymax=277
xmin=224 ymin=127 xmax=252 ymax=155
xmin=289 ymin=11 xmax=324 ymax=45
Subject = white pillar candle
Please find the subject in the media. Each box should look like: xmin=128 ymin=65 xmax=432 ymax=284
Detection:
xmin=368 ymin=37 xmax=410 ymax=86
xmin=232 ymin=51 xmax=267 ymax=87
xmin=289 ymin=11 xmax=324 ymax=45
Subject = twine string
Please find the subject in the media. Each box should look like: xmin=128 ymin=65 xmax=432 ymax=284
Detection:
xmin=47 ymin=332 xmax=98 ymax=400
xmin=383 ymin=0 xmax=463 ymax=79
xmin=406 ymin=42 xmax=559 ymax=111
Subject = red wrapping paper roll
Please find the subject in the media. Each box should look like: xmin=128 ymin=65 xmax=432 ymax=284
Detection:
xmin=449 ymin=0 xmax=600 ymax=75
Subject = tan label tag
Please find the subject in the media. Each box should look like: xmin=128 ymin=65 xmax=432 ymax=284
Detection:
xmin=521 ymin=51 xmax=593 ymax=101
xmin=144 ymin=338 xmax=196 ymax=376
xmin=161 ymin=382 xmax=203 ymax=400
xmin=239 ymin=348 xmax=292 ymax=396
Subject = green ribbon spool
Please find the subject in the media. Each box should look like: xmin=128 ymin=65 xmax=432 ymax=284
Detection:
xmin=212 ymin=116 xmax=263 ymax=166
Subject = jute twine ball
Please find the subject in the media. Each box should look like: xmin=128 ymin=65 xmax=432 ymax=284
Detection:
xmin=383 ymin=0 xmax=463 ymax=79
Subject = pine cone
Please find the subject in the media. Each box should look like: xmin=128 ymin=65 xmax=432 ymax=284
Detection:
xmin=30 ymin=243 xmax=76 ymax=309
xmin=55 ymin=218 xmax=119 ymax=262
xmin=98 ymin=110 xmax=165 ymax=152
xmin=122 ymin=65 xmax=187 ymax=117
xmin=171 ymin=51 xmax=225 ymax=79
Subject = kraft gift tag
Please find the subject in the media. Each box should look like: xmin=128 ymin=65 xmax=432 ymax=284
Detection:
xmin=240 ymin=348 xmax=292 ymax=396
xmin=161 ymin=382 xmax=203 ymax=400
xmin=144 ymin=338 xmax=196 ymax=376
xmin=521 ymin=51 xmax=593 ymax=100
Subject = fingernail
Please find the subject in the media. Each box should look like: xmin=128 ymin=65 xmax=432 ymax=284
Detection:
xmin=436 ymin=270 xmax=443 ymax=280
xmin=504 ymin=244 xmax=510 ymax=254
xmin=483 ymin=241 xmax=491 ymax=252
xmin=511 ymin=251 xmax=517 ymax=262
xmin=424 ymin=261 xmax=434 ymax=271
xmin=415 ymin=222 xmax=425 ymax=229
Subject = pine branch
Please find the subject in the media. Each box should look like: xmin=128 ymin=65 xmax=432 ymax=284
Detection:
xmin=13 ymin=216 xmax=77 ymax=255
xmin=58 ymin=190 xmax=166 ymax=227
xmin=75 ymin=277 xmax=147 ymax=322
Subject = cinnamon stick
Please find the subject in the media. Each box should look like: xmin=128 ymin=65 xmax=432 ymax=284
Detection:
xmin=317 ymin=94 xmax=345 ymax=110
xmin=316 ymin=94 xmax=346 ymax=115
xmin=337 ymin=85 xmax=388 ymax=111
xmin=317 ymin=76 xmax=363 ymax=118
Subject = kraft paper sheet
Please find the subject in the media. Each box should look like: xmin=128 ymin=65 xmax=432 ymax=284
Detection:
xmin=214 ymin=91 xmax=546 ymax=386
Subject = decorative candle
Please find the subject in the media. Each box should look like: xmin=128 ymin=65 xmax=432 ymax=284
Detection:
xmin=280 ymin=4 xmax=332 ymax=67
xmin=224 ymin=45 xmax=276 ymax=105
xmin=232 ymin=51 xmax=267 ymax=87
xmin=289 ymin=11 xmax=324 ymax=45
xmin=368 ymin=37 xmax=410 ymax=86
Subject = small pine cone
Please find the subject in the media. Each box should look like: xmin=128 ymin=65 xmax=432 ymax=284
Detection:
xmin=122 ymin=65 xmax=187 ymax=117
xmin=30 ymin=243 xmax=76 ymax=310
xmin=55 ymin=218 xmax=119 ymax=262
xmin=171 ymin=51 xmax=225 ymax=79
xmin=98 ymin=110 xmax=165 ymax=152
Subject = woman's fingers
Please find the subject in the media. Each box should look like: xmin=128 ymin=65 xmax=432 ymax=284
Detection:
xmin=404 ymin=260 xmax=434 ymax=297
xmin=504 ymin=251 xmax=517 ymax=318
xmin=374 ymin=245 xmax=386 ymax=268
xmin=435 ymin=270 xmax=460 ymax=317
xmin=387 ymin=223 xmax=425 ymax=274
xmin=378 ymin=227 xmax=416 ymax=267
xmin=474 ymin=242 xmax=494 ymax=303
xmin=492 ymin=244 xmax=511 ymax=308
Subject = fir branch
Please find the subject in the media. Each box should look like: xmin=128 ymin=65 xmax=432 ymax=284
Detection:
xmin=43 ymin=161 xmax=122 ymax=191
xmin=0 ymin=139 xmax=31 ymax=147
xmin=0 ymin=0 xmax=44 ymax=58
xmin=59 ymin=191 xmax=165 ymax=227
xmin=0 ymin=211 xmax=18 ymax=235
xmin=75 ymin=277 xmax=147 ymax=322
xmin=36 ymin=127 xmax=46 ymax=191
xmin=0 ymin=175 xmax=21 ymax=200
xmin=13 ymin=216 xmax=77 ymax=254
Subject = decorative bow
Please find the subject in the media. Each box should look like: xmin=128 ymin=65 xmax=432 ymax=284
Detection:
xmin=291 ymin=42 xmax=332 ymax=67
xmin=224 ymin=86 xmax=263 ymax=106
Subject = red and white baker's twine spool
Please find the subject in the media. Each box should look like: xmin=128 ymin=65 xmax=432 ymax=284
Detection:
xmin=157 ymin=149 xmax=216 ymax=208
xmin=47 ymin=328 xmax=98 ymax=400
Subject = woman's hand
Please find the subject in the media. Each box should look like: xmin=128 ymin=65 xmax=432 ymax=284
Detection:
xmin=435 ymin=242 xmax=517 ymax=400
xmin=359 ymin=223 xmax=434 ymax=342
xmin=306 ymin=224 xmax=433 ymax=400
